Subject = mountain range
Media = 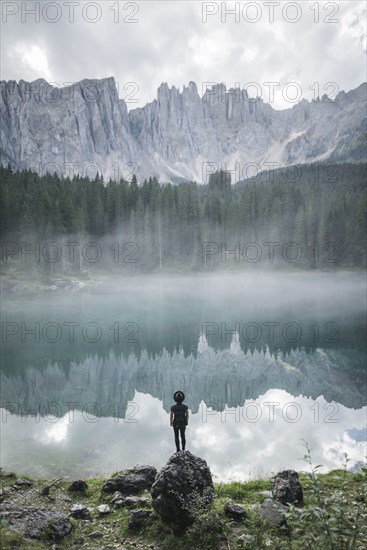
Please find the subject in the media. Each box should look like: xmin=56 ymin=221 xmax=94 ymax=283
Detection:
xmin=1 ymin=77 xmax=366 ymax=183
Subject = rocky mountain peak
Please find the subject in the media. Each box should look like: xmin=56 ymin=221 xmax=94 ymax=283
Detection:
xmin=1 ymin=78 xmax=366 ymax=182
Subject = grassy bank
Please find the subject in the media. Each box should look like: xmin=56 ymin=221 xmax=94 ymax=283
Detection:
xmin=1 ymin=461 xmax=366 ymax=550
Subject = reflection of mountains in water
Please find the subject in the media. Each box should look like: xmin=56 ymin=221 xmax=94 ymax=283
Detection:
xmin=2 ymin=314 xmax=366 ymax=376
xmin=1 ymin=344 xmax=366 ymax=418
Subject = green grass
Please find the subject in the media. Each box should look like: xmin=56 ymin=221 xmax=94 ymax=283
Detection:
xmin=214 ymin=478 xmax=272 ymax=503
xmin=1 ymin=455 xmax=366 ymax=550
xmin=0 ymin=523 xmax=48 ymax=550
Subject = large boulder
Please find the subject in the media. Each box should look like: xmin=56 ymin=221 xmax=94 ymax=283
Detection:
xmin=102 ymin=465 xmax=157 ymax=494
xmin=260 ymin=498 xmax=288 ymax=528
xmin=272 ymin=470 xmax=303 ymax=506
xmin=151 ymin=451 xmax=214 ymax=533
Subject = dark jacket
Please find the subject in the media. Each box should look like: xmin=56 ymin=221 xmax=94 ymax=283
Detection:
xmin=170 ymin=402 xmax=188 ymax=428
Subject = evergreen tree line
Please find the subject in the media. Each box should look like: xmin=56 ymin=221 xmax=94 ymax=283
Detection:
xmin=0 ymin=162 xmax=366 ymax=272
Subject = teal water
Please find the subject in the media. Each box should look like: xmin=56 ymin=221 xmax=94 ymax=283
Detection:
xmin=1 ymin=272 xmax=366 ymax=480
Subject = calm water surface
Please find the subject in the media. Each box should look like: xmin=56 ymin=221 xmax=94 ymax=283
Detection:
xmin=1 ymin=272 xmax=366 ymax=481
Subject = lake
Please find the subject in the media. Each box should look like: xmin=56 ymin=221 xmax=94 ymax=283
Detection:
xmin=1 ymin=271 xmax=366 ymax=481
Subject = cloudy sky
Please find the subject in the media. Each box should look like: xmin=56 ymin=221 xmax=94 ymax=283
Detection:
xmin=1 ymin=0 xmax=366 ymax=110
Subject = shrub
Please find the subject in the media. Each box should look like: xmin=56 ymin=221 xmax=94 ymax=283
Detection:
xmin=284 ymin=442 xmax=367 ymax=549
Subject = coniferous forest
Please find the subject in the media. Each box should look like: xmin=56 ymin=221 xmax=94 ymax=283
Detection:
xmin=0 ymin=162 xmax=366 ymax=273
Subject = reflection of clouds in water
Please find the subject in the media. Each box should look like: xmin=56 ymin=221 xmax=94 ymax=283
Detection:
xmin=41 ymin=416 xmax=68 ymax=444
xmin=188 ymin=389 xmax=367 ymax=480
xmin=1 ymin=390 xmax=366 ymax=481
xmin=346 ymin=427 xmax=367 ymax=441
xmin=323 ymin=431 xmax=367 ymax=466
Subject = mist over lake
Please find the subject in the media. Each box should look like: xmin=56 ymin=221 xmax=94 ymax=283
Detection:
xmin=1 ymin=271 xmax=366 ymax=481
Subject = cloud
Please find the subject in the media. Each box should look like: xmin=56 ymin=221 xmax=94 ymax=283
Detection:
xmin=9 ymin=43 xmax=52 ymax=81
xmin=0 ymin=1 xmax=366 ymax=110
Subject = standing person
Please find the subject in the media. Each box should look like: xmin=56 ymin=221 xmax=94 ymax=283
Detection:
xmin=170 ymin=391 xmax=189 ymax=453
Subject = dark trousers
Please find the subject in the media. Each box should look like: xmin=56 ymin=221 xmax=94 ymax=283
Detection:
xmin=173 ymin=426 xmax=186 ymax=451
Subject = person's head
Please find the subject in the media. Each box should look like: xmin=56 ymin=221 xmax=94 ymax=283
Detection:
xmin=174 ymin=391 xmax=185 ymax=403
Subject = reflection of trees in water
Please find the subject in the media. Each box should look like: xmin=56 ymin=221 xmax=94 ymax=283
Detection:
xmin=1 ymin=345 xmax=366 ymax=420
xmin=2 ymin=310 xmax=366 ymax=376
